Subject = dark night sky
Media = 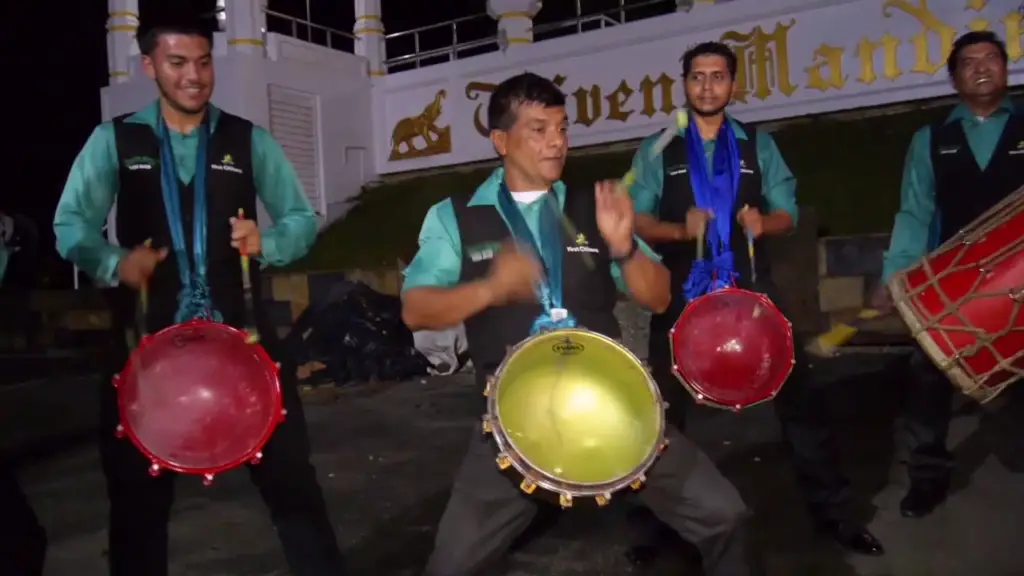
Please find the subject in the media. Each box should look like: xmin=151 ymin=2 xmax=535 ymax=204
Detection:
xmin=5 ymin=0 xmax=639 ymax=289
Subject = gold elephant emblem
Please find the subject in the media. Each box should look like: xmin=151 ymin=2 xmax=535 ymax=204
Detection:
xmin=388 ymin=89 xmax=452 ymax=161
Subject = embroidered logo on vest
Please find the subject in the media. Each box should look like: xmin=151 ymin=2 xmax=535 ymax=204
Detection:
xmin=467 ymin=242 xmax=499 ymax=262
xmin=1009 ymin=140 xmax=1024 ymax=156
xmin=566 ymin=232 xmax=599 ymax=254
xmin=124 ymin=155 xmax=156 ymax=171
xmin=212 ymin=153 xmax=243 ymax=174
xmin=939 ymin=145 xmax=960 ymax=155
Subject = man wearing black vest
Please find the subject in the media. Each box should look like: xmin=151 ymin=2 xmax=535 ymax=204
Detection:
xmin=402 ymin=72 xmax=762 ymax=576
xmin=873 ymin=31 xmax=1021 ymax=519
xmin=627 ymin=42 xmax=883 ymax=557
xmin=52 ymin=11 xmax=343 ymax=576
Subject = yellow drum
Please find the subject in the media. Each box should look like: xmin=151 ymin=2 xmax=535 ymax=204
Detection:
xmin=482 ymin=328 xmax=667 ymax=508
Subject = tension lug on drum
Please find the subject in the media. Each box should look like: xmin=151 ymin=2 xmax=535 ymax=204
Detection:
xmin=558 ymin=494 xmax=573 ymax=508
xmin=519 ymin=479 xmax=537 ymax=494
xmin=496 ymin=453 xmax=512 ymax=470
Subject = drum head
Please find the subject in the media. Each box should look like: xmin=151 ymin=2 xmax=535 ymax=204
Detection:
xmin=117 ymin=320 xmax=281 ymax=474
xmin=493 ymin=329 xmax=663 ymax=487
xmin=671 ymin=288 xmax=794 ymax=409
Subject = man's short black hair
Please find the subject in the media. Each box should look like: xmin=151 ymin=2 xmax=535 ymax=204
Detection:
xmin=947 ymin=31 xmax=1008 ymax=77
xmin=136 ymin=7 xmax=217 ymax=56
xmin=487 ymin=72 xmax=566 ymax=132
xmin=681 ymin=41 xmax=738 ymax=78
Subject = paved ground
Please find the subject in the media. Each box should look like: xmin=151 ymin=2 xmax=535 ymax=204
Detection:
xmin=13 ymin=351 xmax=1024 ymax=576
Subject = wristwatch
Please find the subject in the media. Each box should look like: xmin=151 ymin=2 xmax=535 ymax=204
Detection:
xmin=612 ymin=237 xmax=639 ymax=264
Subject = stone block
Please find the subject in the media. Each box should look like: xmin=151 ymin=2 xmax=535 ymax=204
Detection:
xmin=821 ymin=234 xmax=890 ymax=277
xmin=271 ymin=273 xmax=309 ymax=304
xmin=818 ymin=276 xmax=866 ymax=312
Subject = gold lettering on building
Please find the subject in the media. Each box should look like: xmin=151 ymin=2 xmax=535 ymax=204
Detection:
xmin=721 ymin=20 xmax=799 ymax=103
xmin=856 ymin=34 xmax=902 ymax=84
xmin=882 ymin=0 xmax=957 ymax=76
xmin=465 ymin=74 xmax=568 ymax=137
xmin=638 ymin=73 xmax=677 ymax=118
xmin=605 ymin=80 xmax=635 ymax=122
xmin=805 ymin=44 xmax=847 ymax=91
xmin=573 ymin=86 xmax=603 ymax=127
xmin=1003 ymin=11 xmax=1023 ymax=61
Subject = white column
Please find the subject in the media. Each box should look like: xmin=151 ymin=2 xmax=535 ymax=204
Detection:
xmin=106 ymin=0 xmax=139 ymax=83
xmin=487 ymin=0 xmax=541 ymax=50
xmin=354 ymin=0 xmax=386 ymax=77
xmin=223 ymin=0 xmax=267 ymax=55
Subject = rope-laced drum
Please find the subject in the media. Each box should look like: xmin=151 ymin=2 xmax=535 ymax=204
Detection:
xmin=888 ymin=186 xmax=1024 ymax=403
xmin=483 ymin=328 xmax=667 ymax=508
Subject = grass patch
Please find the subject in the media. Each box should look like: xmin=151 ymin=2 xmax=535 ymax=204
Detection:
xmin=290 ymin=102 xmax=956 ymax=273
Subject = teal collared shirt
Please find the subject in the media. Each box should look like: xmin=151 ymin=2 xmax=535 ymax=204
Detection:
xmin=881 ymin=99 xmax=1017 ymax=283
xmin=402 ymin=167 xmax=661 ymax=299
xmin=53 ymin=101 xmax=318 ymax=286
xmin=628 ymin=115 xmax=799 ymax=223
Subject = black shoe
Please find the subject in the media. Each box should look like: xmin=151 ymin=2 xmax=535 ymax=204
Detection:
xmin=900 ymin=482 xmax=949 ymax=518
xmin=815 ymin=519 xmax=885 ymax=556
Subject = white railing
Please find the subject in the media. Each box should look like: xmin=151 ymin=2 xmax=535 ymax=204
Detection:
xmin=262 ymin=0 xmax=677 ymax=71
xmin=384 ymin=0 xmax=676 ymax=72
xmin=263 ymin=7 xmax=358 ymax=52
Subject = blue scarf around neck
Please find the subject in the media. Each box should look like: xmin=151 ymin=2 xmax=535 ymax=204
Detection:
xmin=156 ymin=114 xmax=222 ymax=324
xmin=682 ymin=113 xmax=742 ymax=302
xmin=494 ymin=176 xmax=577 ymax=334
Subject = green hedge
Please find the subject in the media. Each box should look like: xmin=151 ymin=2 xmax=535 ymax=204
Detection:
xmin=291 ymin=102 xmax=958 ymax=272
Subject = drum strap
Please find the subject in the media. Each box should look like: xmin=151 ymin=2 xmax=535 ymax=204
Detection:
xmin=156 ymin=113 xmax=222 ymax=324
xmin=683 ymin=113 xmax=740 ymax=302
xmin=494 ymin=178 xmax=577 ymax=334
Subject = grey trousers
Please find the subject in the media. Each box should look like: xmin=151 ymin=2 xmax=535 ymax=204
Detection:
xmin=424 ymin=425 xmax=761 ymax=576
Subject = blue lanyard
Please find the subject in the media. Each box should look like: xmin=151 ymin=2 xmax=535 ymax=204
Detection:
xmin=156 ymin=114 xmax=220 ymax=323
xmin=494 ymin=182 xmax=576 ymax=333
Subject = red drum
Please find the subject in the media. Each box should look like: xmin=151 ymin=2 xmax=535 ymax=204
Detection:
xmin=112 ymin=319 xmax=285 ymax=484
xmin=669 ymin=287 xmax=795 ymax=411
xmin=888 ymin=187 xmax=1024 ymax=403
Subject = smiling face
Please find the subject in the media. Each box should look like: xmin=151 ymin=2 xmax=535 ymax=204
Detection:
xmin=490 ymin=101 xmax=569 ymax=190
xmin=951 ymin=41 xmax=1008 ymax=103
xmin=142 ymin=32 xmax=215 ymax=116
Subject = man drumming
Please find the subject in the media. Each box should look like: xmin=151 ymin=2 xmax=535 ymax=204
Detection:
xmin=873 ymin=31 xmax=1021 ymax=518
xmin=52 ymin=10 xmax=343 ymax=575
xmin=401 ymin=72 xmax=761 ymax=576
xmin=627 ymin=41 xmax=883 ymax=556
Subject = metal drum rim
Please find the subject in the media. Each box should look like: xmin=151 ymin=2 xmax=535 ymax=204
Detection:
xmin=115 ymin=318 xmax=285 ymax=475
xmin=669 ymin=288 xmax=795 ymax=411
xmin=485 ymin=326 xmax=667 ymax=498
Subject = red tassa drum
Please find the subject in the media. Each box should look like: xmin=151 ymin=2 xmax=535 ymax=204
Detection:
xmin=113 ymin=319 xmax=285 ymax=484
xmin=669 ymin=287 xmax=795 ymax=411
xmin=888 ymin=187 xmax=1024 ymax=403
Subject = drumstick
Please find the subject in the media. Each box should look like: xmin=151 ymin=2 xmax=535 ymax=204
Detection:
xmin=131 ymin=239 xmax=152 ymax=347
xmin=804 ymin=308 xmax=885 ymax=357
xmin=237 ymin=209 xmax=260 ymax=344
xmin=564 ymin=109 xmax=689 ymax=269
xmin=739 ymin=205 xmax=756 ymax=283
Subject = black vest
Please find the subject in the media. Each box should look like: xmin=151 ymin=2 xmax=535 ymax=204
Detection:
xmin=451 ymin=188 xmax=621 ymax=378
xmin=652 ymin=123 xmax=769 ymax=328
xmin=930 ymin=112 xmax=1024 ymax=243
xmin=109 ymin=112 xmax=266 ymax=338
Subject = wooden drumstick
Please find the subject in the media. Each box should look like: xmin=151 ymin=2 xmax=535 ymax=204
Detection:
xmin=563 ymin=109 xmax=690 ymax=269
xmin=236 ymin=209 xmax=260 ymax=344
xmin=738 ymin=205 xmax=756 ymax=283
